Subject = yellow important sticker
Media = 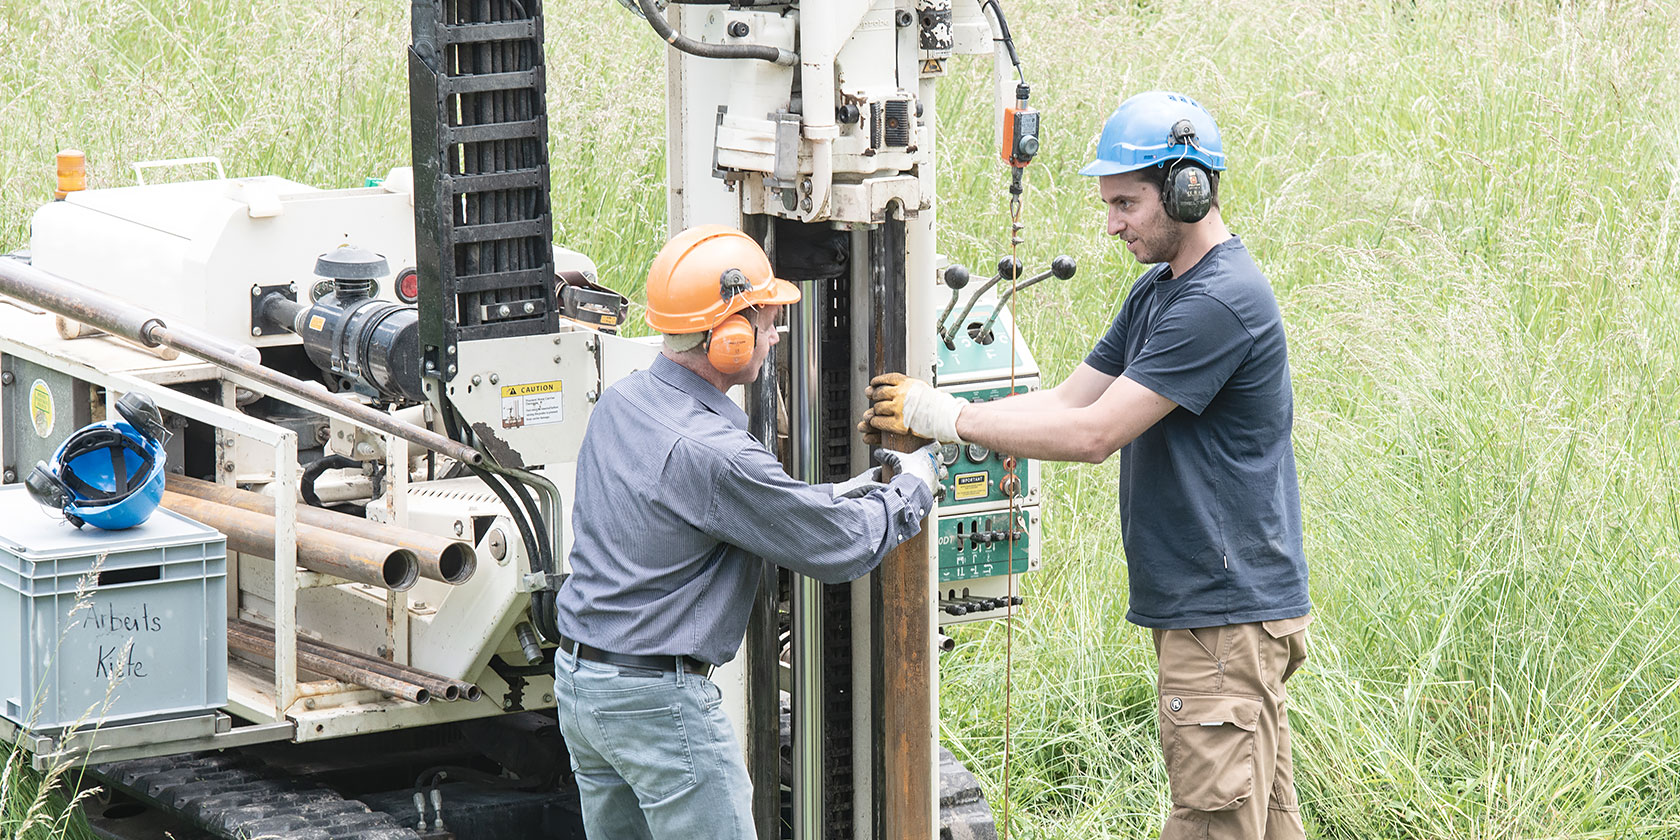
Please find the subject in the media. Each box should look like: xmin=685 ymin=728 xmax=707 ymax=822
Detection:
xmin=28 ymin=379 xmax=53 ymax=438
xmin=953 ymin=472 xmax=988 ymax=501
xmin=307 ymin=315 xmax=326 ymax=332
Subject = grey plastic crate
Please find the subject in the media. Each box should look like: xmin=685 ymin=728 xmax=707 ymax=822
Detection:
xmin=0 ymin=485 xmax=227 ymax=733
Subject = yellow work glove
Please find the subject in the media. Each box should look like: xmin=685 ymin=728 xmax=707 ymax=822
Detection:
xmin=857 ymin=373 xmax=967 ymax=445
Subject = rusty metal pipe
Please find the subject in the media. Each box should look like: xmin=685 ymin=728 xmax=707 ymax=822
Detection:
xmin=290 ymin=633 xmax=471 ymax=703
xmin=232 ymin=620 xmax=473 ymax=702
xmin=0 ymin=258 xmax=483 ymax=467
xmin=161 ymin=491 xmax=419 ymax=591
xmin=166 ymin=474 xmax=476 ymax=585
xmin=226 ymin=624 xmax=431 ymax=705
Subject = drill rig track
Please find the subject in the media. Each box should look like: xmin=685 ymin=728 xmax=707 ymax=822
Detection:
xmin=89 ymin=751 xmax=423 ymax=840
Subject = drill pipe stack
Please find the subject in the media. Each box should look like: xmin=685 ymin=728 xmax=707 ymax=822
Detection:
xmin=159 ymin=491 xmax=419 ymax=591
xmin=228 ymin=620 xmax=482 ymax=704
xmin=166 ymin=474 xmax=476 ymax=585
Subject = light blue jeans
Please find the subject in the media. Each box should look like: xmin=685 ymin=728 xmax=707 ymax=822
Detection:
xmin=554 ymin=647 xmax=755 ymax=839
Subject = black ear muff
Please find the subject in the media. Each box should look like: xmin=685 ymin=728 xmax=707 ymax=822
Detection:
xmin=1163 ymin=162 xmax=1212 ymax=224
xmin=25 ymin=463 xmax=71 ymax=509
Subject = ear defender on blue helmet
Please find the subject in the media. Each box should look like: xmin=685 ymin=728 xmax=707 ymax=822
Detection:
xmin=1081 ymin=91 xmax=1226 ymax=223
xmin=25 ymin=393 xmax=172 ymax=530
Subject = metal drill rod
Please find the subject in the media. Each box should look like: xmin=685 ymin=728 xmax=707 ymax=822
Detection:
xmin=166 ymin=474 xmax=477 ymax=585
xmin=869 ymin=213 xmax=935 ymax=840
xmin=155 ymin=324 xmax=484 ymax=466
xmin=0 ymin=259 xmax=483 ymax=465
xmin=786 ymin=283 xmax=825 ymax=840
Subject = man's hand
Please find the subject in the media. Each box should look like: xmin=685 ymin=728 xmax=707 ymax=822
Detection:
xmin=857 ymin=373 xmax=967 ymax=445
xmin=830 ymin=466 xmax=888 ymax=499
xmin=872 ymin=444 xmax=943 ymax=500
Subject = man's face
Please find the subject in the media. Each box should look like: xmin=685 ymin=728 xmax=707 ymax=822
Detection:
xmin=733 ymin=304 xmax=784 ymax=385
xmin=1099 ymin=171 xmax=1185 ymax=266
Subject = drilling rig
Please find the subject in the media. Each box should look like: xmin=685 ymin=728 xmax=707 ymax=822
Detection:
xmin=0 ymin=0 xmax=1071 ymax=837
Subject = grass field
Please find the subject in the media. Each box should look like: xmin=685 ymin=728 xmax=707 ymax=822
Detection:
xmin=4 ymin=0 xmax=1680 ymax=837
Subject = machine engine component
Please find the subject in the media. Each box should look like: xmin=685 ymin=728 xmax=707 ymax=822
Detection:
xmin=258 ymin=246 xmax=426 ymax=404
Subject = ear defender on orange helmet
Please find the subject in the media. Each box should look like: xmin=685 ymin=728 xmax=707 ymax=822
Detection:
xmin=706 ymin=268 xmax=760 ymax=374
xmin=644 ymin=225 xmax=801 ymax=374
xmin=707 ymin=313 xmax=757 ymax=374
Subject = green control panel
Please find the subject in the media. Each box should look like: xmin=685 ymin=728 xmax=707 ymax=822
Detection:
xmin=936 ymin=384 xmax=1033 ymax=508
xmin=935 ymin=510 xmax=1031 ymax=582
xmin=932 ymin=287 xmax=1040 ymax=602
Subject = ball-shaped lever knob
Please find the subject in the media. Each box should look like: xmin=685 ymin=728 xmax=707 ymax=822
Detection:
xmin=997 ymin=256 xmax=1024 ymax=280
xmin=1051 ymin=255 xmax=1077 ymax=279
xmin=943 ymin=264 xmax=971 ymax=291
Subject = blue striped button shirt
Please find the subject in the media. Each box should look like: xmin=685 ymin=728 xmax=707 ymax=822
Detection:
xmin=556 ymin=354 xmax=933 ymax=665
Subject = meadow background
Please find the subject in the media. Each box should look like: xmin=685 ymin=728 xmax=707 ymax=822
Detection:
xmin=3 ymin=0 xmax=1680 ymax=836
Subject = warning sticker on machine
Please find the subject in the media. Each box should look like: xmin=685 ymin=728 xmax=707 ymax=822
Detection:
xmin=29 ymin=379 xmax=53 ymax=438
xmin=953 ymin=472 xmax=988 ymax=501
xmin=501 ymin=380 xmax=563 ymax=429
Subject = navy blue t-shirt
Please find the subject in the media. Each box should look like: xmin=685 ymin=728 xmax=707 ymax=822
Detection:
xmin=1085 ymin=236 xmax=1309 ymax=629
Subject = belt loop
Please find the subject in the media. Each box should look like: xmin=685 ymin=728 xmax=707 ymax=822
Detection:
xmin=674 ymin=657 xmax=686 ymax=686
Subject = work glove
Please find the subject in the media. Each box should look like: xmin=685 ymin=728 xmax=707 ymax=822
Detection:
xmin=831 ymin=466 xmax=889 ymax=499
xmin=872 ymin=443 xmax=944 ymax=501
xmin=857 ymin=373 xmax=967 ymax=445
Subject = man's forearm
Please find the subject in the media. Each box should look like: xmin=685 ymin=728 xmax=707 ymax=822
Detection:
xmin=955 ymin=402 xmax=1120 ymax=463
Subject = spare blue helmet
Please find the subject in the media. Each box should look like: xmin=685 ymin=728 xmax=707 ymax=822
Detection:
xmin=25 ymin=393 xmax=172 ymax=530
xmin=1080 ymin=91 xmax=1226 ymax=177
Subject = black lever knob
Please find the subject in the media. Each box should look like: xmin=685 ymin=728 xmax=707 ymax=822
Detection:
xmin=996 ymin=256 xmax=1023 ymax=281
xmin=1051 ymin=255 xmax=1077 ymax=279
xmin=943 ymin=264 xmax=970 ymax=291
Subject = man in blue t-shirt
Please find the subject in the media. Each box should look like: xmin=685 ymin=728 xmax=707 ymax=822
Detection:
xmin=863 ymin=91 xmax=1310 ymax=840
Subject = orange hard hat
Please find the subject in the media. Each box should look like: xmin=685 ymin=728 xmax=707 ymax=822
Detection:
xmin=644 ymin=225 xmax=800 ymax=334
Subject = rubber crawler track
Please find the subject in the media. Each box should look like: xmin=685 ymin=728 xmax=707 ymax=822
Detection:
xmin=89 ymin=751 xmax=422 ymax=840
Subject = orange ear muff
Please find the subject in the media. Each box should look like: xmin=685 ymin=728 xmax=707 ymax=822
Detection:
xmin=706 ymin=313 xmax=756 ymax=375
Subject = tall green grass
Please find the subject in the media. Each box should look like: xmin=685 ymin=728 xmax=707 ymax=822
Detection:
xmin=2 ymin=0 xmax=1678 ymax=837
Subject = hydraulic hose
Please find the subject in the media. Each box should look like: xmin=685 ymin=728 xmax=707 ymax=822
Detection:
xmin=634 ymin=0 xmax=796 ymax=66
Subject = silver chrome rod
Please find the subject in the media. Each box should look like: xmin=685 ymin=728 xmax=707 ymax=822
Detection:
xmin=786 ymin=285 xmax=825 ymax=840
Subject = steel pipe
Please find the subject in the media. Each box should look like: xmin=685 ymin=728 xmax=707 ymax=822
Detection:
xmin=161 ymin=491 xmax=420 ymax=591
xmin=226 ymin=624 xmax=431 ymax=705
xmin=232 ymin=620 xmax=478 ymax=703
xmin=0 ymin=258 xmax=482 ymax=466
xmin=166 ymin=474 xmax=476 ymax=585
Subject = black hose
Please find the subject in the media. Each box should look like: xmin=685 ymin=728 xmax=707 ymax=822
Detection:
xmin=981 ymin=0 xmax=1026 ymax=83
xmin=301 ymin=454 xmax=361 ymax=509
xmin=439 ymin=399 xmax=561 ymax=642
xmin=633 ymin=0 xmax=796 ymax=66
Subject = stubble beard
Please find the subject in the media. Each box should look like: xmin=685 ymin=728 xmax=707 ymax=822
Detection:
xmin=1128 ymin=208 xmax=1186 ymax=267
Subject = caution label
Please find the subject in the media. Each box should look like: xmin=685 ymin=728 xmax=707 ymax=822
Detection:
xmin=29 ymin=379 xmax=53 ymax=438
xmin=501 ymin=380 xmax=563 ymax=429
xmin=952 ymin=472 xmax=988 ymax=501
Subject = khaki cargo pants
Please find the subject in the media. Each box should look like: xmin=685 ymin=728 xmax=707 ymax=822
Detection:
xmin=1151 ymin=615 xmax=1310 ymax=840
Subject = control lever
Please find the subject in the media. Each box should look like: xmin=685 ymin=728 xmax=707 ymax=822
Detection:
xmin=942 ymin=256 xmax=1023 ymax=349
xmin=933 ymin=264 xmax=971 ymax=348
xmin=975 ymin=255 xmax=1077 ymax=343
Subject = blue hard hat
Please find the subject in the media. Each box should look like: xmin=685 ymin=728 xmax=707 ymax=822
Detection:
xmin=25 ymin=393 xmax=172 ymax=530
xmin=1080 ymin=91 xmax=1226 ymax=177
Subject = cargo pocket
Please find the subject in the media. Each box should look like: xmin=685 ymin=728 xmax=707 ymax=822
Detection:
xmin=1159 ymin=693 xmax=1261 ymax=812
xmin=594 ymin=704 xmax=699 ymax=802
